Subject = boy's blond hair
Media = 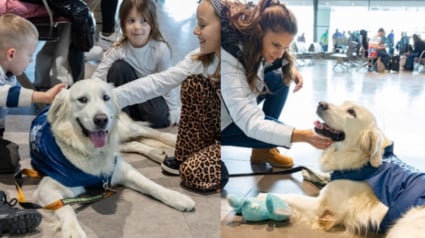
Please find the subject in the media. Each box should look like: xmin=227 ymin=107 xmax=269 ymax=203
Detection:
xmin=0 ymin=14 xmax=39 ymax=52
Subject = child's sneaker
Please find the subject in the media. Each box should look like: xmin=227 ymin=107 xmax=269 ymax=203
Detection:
xmin=84 ymin=31 xmax=120 ymax=62
xmin=0 ymin=191 xmax=42 ymax=235
xmin=84 ymin=45 xmax=104 ymax=62
xmin=97 ymin=31 xmax=120 ymax=50
xmin=161 ymin=156 xmax=181 ymax=176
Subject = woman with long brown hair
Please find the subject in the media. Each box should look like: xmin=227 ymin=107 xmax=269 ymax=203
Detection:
xmin=221 ymin=0 xmax=332 ymax=168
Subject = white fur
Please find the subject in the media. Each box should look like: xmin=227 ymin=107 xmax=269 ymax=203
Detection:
xmin=33 ymin=79 xmax=195 ymax=238
xmin=267 ymin=101 xmax=425 ymax=237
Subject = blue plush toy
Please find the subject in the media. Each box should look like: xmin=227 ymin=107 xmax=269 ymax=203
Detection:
xmin=227 ymin=193 xmax=291 ymax=222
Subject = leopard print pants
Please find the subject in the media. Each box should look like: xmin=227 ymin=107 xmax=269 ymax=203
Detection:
xmin=175 ymin=74 xmax=221 ymax=192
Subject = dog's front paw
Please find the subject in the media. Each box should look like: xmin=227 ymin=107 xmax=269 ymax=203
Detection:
xmin=159 ymin=133 xmax=177 ymax=147
xmin=166 ymin=191 xmax=196 ymax=212
xmin=302 ymin=169 xmax=330 ymax=188
xmin=61 ymin=220 xmax=87 ymax=238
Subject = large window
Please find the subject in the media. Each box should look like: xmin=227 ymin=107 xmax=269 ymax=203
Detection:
xmin=281 ymin=0 xmax=425 ymax=48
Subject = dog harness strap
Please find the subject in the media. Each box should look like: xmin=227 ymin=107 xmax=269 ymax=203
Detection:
xmin=15 ymin=169 xmax=44 ymax=209
xmin=14 ymin=168 xmax=116 ymax=210
xmin=43 ymin=200 xmax=64 ymax=210
xmin=228 ymin=165 xmax=304 ymax=177
xmin=43 ymin=190 xmax=115 ymax=210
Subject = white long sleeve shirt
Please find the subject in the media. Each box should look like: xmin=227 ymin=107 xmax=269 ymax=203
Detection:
xmin=92 ymin=40 xmax=180 ymax=113
xmin=0 ymin=66 xmax=33 ymax=132
xmin=221 ymin=48 xmax=294 ymax=148
xmin=114 ymin=48 xmax=219 ymax=110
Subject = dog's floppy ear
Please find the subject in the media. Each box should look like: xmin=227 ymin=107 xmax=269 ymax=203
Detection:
xmin=358 ymin=128 xmax=383 ymax=167
xmin=47 ymin=88 xmax=70 ymax=123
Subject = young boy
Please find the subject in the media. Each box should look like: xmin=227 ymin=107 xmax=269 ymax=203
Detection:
xmin=0 ymin=13 xmax=66 ymax=137
xmin=0 ymin=13 xmax=66 ymax=235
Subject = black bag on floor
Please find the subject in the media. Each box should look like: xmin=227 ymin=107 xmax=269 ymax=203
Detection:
xmin=21 ymin=0 xmax=95 ymax=52
xmin=221 ymin=161 xmax=229 ymax=189
xmin=389 ymin=55 xmax=400 ymax=72
xmin=0 ymin=138 xmax=20 ymax=174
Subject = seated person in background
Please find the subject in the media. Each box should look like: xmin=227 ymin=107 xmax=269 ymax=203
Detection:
xmin=368 ymin=28 xmax=390 ymax=69
xmin=396 ymin=32 xmax=412 ymax=55
xmin=359 ymin=29 xmax=368 ymax=58
xmin=404 ymin=34 xmax=425 ymax=71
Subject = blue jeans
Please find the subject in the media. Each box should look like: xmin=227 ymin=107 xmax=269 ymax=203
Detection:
xmin=377 ymin=50 xmax=390 ymax=67
xmin=405 ymin=52 xmax=419 ymax=70
xmin=107 ymin=60 xmax=170 ymax=128
xmin=221 ymin=70 xmax=290 ymax=148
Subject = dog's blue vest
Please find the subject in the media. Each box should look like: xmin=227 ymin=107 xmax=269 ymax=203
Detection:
xmin=29 ymin=107 xmax=113 ymax=188
xmin=331 ymin=143 xmax=425 ymax=232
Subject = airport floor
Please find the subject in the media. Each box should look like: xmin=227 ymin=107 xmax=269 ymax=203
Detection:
xmin=221 ymin=59 xmax=425 ymax=238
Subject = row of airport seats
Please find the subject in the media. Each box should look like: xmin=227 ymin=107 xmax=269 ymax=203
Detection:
xmin=414 ymin=50 xmax=425 ymax=73
xmin=290 ymin=42 xmax=324 ymax=66
xmin=290 ymin=41 xmax=424 ymax=74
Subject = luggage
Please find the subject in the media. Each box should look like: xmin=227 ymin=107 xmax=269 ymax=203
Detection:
xmin=0 ymin=138 xmax=20 ymax=174
xmin=376 ymin=57 xmax=386 ymax=73
xmin=399 ymin=55 xmax=407 ymax=70
xmin=388 ymin=55 xmax=400 ymax=72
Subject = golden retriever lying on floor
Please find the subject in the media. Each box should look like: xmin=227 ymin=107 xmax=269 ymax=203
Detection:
xmin=262 ymin=101 xmax=425 ymax=237
xmin=29 ymin=79 xmax=195 ymax=237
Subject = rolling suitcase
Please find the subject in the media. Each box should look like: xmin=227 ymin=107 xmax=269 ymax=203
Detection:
xmin=389 ymin=55 xmax=400 ymax=72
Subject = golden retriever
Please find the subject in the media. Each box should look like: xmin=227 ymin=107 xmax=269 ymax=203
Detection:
xmin=261 ymin=101 xmax=425 ymax=237
xmin=29 ymin=79 xmax=195 ymax=238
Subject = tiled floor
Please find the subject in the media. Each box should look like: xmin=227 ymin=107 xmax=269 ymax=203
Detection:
xmin=2 ymin=1 xmax=220 ymax=238
xmin=221 ymin=60 xmax=425 ymax=237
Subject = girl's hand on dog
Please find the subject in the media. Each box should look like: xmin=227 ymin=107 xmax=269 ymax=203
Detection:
xmin=32 ymin=83 xmax=67 ymax=104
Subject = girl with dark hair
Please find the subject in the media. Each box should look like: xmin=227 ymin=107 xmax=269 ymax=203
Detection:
xmin=92 ymin=0 xmax=178 ymax=128
xmin=221 ymin=0 xmax=332 ymax=168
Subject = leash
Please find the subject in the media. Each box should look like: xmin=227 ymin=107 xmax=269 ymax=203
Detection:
xmin=15 ymin=168 xmax=115 ymax=210
xmin=228 ymin=165 xmax=329 ymax=188
xmin=228 ymin=165 xmax=305 ymax=177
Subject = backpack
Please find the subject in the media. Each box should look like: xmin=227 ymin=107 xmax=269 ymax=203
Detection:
xmin=388 ymin=55 xmax=400 ymax=72
xmin=0 ymin=138 xmax=20 ymax=174
xmin=21 ymin=0 xmax=95 ymax=52
xmin=47 ymin=0 xmax=95 ymax=52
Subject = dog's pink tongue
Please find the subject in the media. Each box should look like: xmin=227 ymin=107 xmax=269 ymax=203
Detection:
xmin=314 ymin=120 xmax=322 ymax=128
xmin=89 ymin=131 xmax=107 ymax=148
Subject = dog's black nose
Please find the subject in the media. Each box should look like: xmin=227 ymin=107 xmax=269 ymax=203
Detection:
xmin=94 ymin=114 xmax=108 ymax=129
xmin=318 ymin=101 xmax=328 ymax=111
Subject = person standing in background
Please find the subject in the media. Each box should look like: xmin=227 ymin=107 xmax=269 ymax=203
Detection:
xmin=387 ymin=29 xmax=395 ymax=55
xmin=85 ymin=0 xmax=120 ymax=61
xmin=320 ymin=29 xmax=329 ymax=52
